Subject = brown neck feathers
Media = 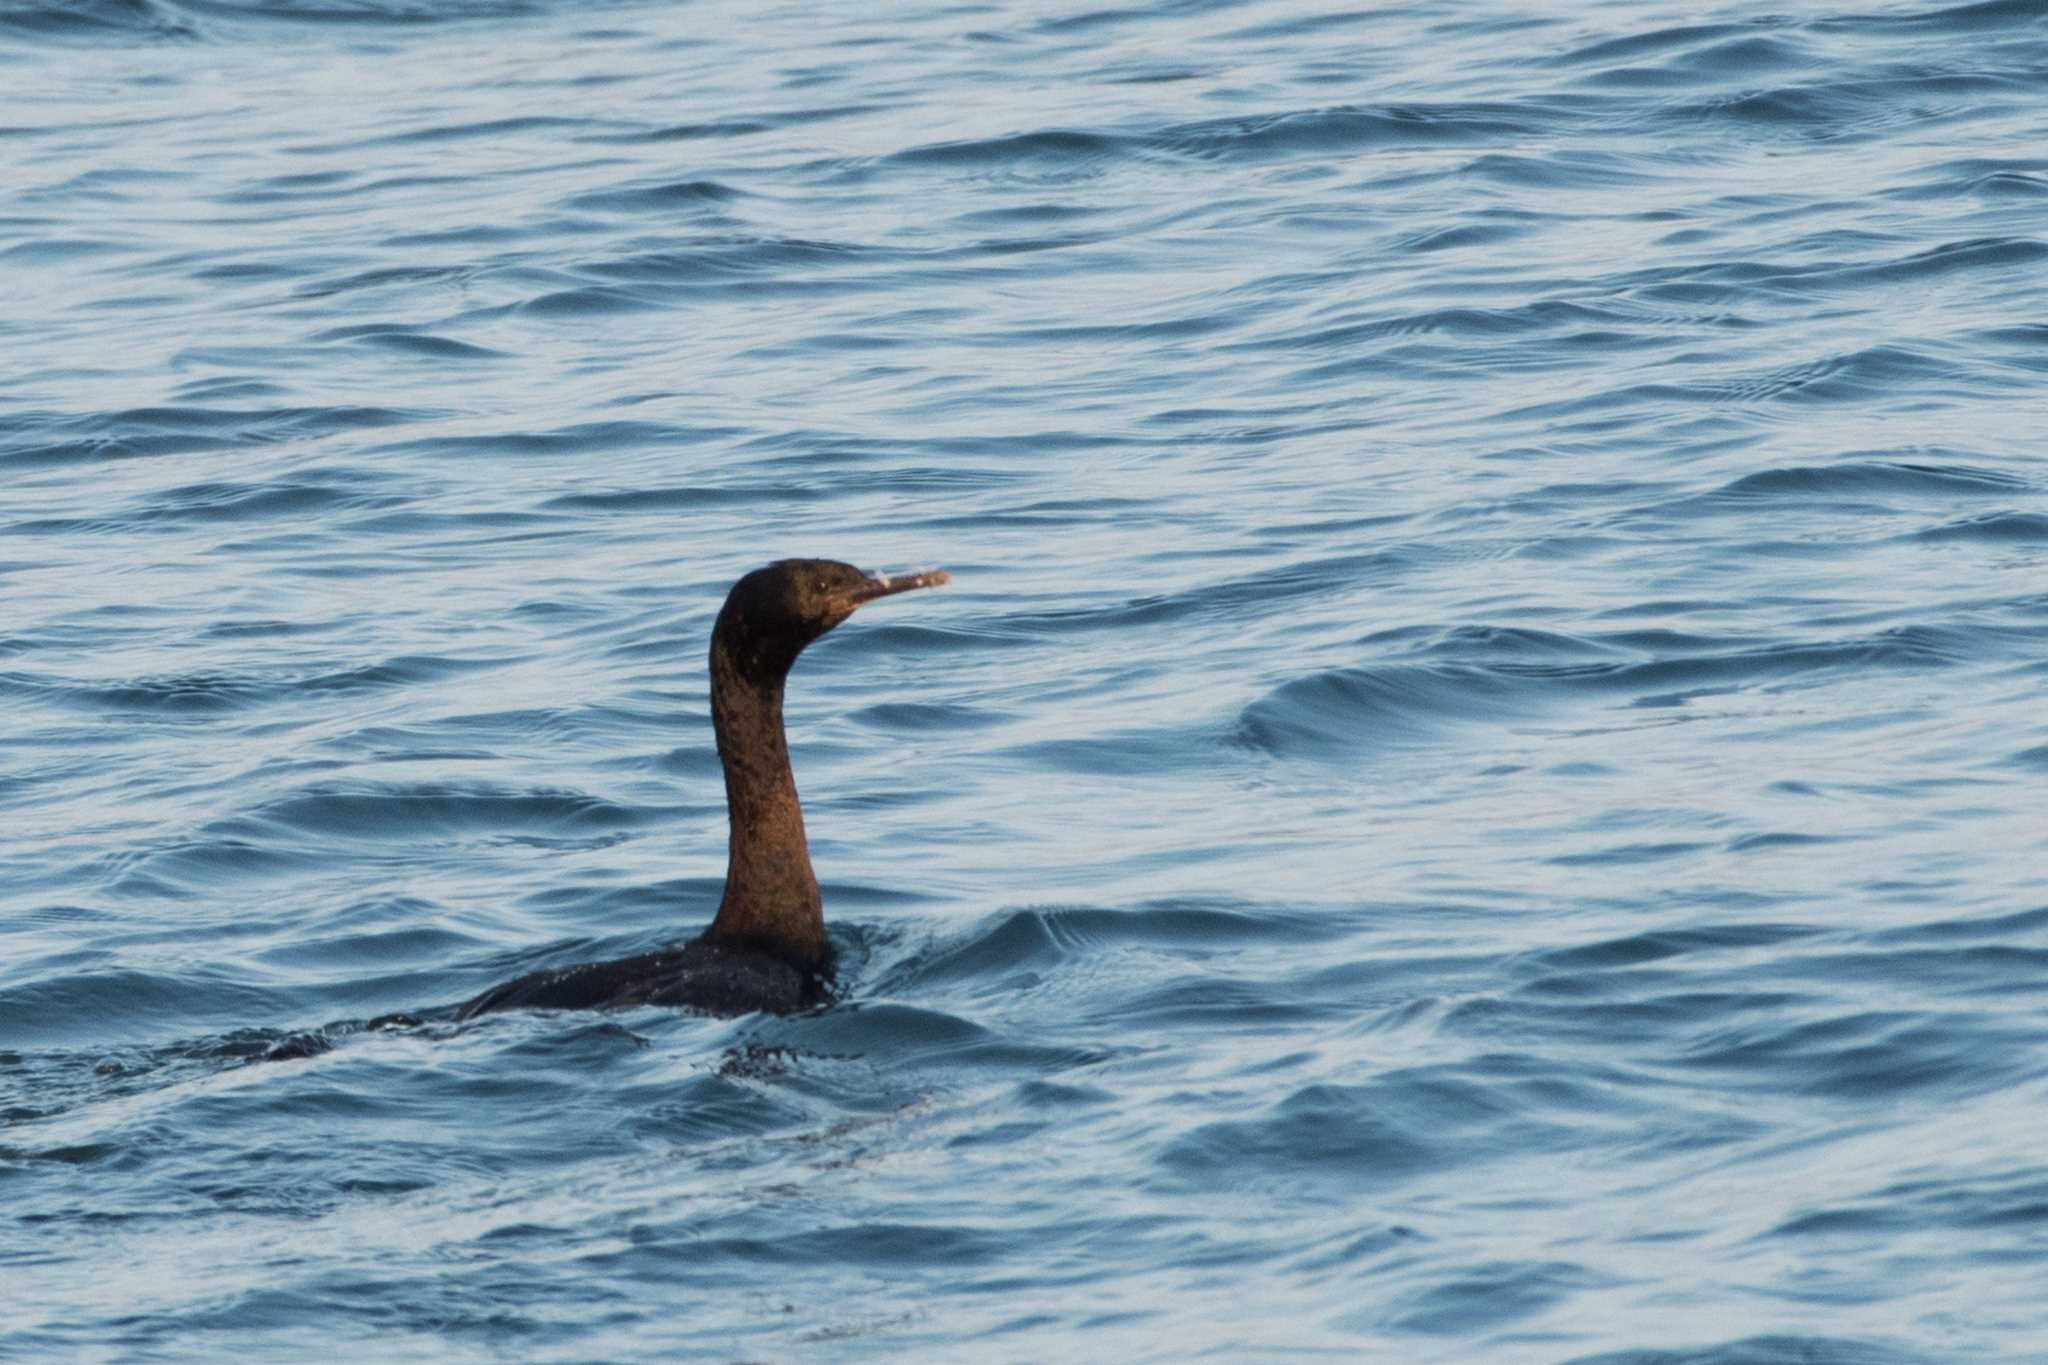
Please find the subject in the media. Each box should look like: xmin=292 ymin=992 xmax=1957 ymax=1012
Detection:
xmin=700 ymin=631 xmax=827 ymax=973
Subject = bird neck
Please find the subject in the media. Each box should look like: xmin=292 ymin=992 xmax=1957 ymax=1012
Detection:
xmin=701 ymin=635 xmax=827 ymax=973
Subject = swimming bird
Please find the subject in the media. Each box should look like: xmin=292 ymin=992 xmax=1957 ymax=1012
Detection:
xmin=456 ymin=559 xmax=949 ymax=1019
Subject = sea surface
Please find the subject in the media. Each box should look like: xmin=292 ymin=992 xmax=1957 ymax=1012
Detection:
xmin=4 ymin=0 xmax=2047 ymax=1359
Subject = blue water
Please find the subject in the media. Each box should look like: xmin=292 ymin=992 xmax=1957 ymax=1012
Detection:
xmin=4 ymin=0 xmax=2047 ymax=1357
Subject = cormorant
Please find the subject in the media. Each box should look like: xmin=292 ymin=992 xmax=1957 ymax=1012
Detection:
xmin=456 ymin=558 xmax=948 ymax=1019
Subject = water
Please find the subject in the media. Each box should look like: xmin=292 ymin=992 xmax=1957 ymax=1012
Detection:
xmin=4 ymin=0 xmax=2046 ymax=1357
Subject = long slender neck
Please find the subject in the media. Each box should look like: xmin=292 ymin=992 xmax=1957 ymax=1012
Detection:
xmin=701 ymin=633 xmax=827 ymax=972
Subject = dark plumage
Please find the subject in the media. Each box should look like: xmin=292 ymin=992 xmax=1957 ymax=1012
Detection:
xmin=456 ymin=559 xmax=948 ymax=1020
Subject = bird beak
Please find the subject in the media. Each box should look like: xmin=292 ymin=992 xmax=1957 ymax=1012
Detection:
xmin=852 ymin=568 xmax=950 ymax=606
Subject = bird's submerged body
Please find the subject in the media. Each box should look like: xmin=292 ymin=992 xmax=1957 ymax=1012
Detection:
xmin=455 ymin=558 xmax=946 ymax=1021
xmin=456 ymin=938 xmax=821 ymax=1019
